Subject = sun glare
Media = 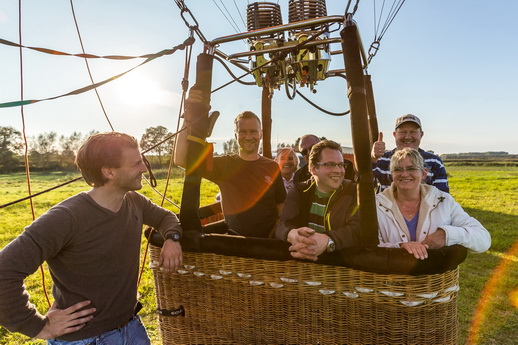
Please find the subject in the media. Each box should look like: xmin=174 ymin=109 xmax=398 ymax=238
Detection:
xmin=115 ymin=71 xmax=171 ymax=107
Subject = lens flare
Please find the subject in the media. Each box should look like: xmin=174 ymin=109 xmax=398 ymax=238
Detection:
xmin=467 ymin=240 xmax=518 ymax=344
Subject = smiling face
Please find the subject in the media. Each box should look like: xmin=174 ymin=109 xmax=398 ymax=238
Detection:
xmin=310 ymin=148 xmax=345 ymax=194
xmin=391 ymin=156 xmax=427 ymax=192
xmin=275 ymin=149 xmax=298 ymax=179
xmin=235 ymin=117 xmax=262 ymax=155
xmin=393 ymin=122 xmax=424 ymax=150
xmin=108 ymin=147 xmax=148 ymax=192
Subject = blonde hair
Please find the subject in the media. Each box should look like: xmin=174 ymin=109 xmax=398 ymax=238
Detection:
xmin=275 ymin=147 xmax=300 ymax=167
xmin=389 ymin=147 xmax=425 ymax=172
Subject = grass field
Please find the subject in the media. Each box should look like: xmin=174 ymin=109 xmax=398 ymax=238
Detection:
xmin=0 ymin=166 xmax=517 ymax=344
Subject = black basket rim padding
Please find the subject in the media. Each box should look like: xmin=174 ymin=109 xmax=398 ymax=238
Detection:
xmin=146 ymin=228 xmax=467 ymax=276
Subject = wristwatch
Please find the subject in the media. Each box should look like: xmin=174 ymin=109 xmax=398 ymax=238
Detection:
xmin=326 ymin=236 xmax=336 ymax=252
xmin=165 ymin=231 xmax=181 ymax=242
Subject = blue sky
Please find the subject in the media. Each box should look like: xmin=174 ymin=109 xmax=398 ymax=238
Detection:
xmin=1 ymin=0 xmax=517 ymax=154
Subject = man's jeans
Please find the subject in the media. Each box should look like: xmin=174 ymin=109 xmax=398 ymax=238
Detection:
xmin=47 ymin=315 xmax=151 ymax=345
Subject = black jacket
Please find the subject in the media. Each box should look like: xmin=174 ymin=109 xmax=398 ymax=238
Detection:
xmin=276 ymin=179 xmax=360 ymax=250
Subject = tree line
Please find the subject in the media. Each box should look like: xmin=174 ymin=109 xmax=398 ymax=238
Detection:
xmin=0 ymin=126 xmax=177 ymax=173
xmin=0 ymin=125 xmax=309 ymax=173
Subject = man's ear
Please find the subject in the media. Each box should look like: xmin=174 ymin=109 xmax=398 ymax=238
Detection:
xmin=309 ymin=163 xmax=316 ymax=175
xmin=101 ymin=166 xmax=115 ymax=181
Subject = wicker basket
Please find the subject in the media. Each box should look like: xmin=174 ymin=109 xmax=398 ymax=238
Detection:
xmin=149 ymin=246 xmax=459 ymax=345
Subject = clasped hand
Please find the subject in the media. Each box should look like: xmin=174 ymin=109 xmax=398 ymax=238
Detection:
xmin=287 ymin=227 xmax=328 ymax=261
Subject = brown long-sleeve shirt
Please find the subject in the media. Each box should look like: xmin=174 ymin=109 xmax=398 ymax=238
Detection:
xmin=0 ymin=191 xmax=181 ymax=341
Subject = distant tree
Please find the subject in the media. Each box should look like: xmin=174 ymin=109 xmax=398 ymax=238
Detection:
xmin=59 ymin=132 xmax=85 ymax=169
xmin=140 ymin=126 xmax=173 ymax=167
xmin=30 ymin=132 xmax=59 ymax=169
xmin=223 ymin=138 xmax=239 ymax=155
xmin=276 ymin=142 xmax=294 ymax=150
xmin=0 ymin=126 xmax=23 ymax=172
xmin=294 ymin=137 xmax=301 ymax=152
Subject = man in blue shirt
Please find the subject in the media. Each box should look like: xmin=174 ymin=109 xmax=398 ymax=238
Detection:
xmin=371 ymin=114 xmax=449 ymax=193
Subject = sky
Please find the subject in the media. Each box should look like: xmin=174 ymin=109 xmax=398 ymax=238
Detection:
xmin=1 ymin=0 xmax=517 ymax=155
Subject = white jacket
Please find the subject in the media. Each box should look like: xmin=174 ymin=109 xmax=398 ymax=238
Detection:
xmin=376 ymin=184 xmax=491 ymax=254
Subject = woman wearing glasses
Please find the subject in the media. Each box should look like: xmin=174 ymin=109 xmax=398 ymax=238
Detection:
xmin=376 ymin=148 xmax=490 ymax=260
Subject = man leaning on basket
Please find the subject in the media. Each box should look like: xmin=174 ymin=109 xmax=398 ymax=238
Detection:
xmin=276 ymin=140 xmax=360 ymax=261
xmin=0 ymin=132 xmax=183 ymax=345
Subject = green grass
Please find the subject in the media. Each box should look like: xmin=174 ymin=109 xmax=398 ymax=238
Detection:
xmin=446 ymin=166 xmax=518 ymax=344
xmin=1 ymin=166 xmax=517 ymax=344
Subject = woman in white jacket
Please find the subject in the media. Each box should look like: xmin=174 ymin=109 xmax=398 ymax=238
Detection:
xmin=376 ymin=148 xmax=491 ymax=260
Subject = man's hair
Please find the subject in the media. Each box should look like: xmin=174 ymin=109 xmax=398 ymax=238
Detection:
xmin=389 ymin=147 xmax=425 ymax=172
xmin=234 ymin=111 xmax=261 ymax=132
xmin=298 ymin=134 xmax=320 ymax=151
xmin=275 ymin=147 xmax=300 ymax=167
xmin=309 ymin=140 xmax=342 ymax=168
xmin=75 ymin=132 xmax=139 ymax=187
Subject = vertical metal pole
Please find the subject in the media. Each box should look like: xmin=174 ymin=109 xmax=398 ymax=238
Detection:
xmin=340 ymin=19 xmax=378 ymax=246
xmin=364 ymin=75 xmax=379 ymax=146
xmin=261 ymin=86 xmax=273 ymax=158
xmin=180 ymin=53 xmax=214 ymax=232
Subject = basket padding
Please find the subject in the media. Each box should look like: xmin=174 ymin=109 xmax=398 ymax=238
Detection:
xmin=146 ymin=229 xmax=466 ymax=275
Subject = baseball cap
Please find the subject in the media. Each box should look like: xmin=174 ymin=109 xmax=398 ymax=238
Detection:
xmin=395 ymin=114 xmax=422 ymax=130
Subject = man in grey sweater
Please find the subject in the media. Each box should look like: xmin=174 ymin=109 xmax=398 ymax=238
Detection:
xmin=0 ymin=132 xmax=183 ymax=344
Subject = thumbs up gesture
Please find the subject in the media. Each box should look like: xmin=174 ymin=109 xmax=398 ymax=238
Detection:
xmin=371 ymin=132 xmax=386 ymax=160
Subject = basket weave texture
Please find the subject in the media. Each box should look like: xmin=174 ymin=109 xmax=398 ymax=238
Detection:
xmin=150 ymin=246 xmax=459 ymax=345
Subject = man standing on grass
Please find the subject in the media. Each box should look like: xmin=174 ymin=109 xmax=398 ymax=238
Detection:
xmin=0 ymin=132 xmax=182 ymax=344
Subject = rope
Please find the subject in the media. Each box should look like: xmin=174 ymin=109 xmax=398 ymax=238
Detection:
xmin=368 ymin=0 xmax=407 ymax=64
xmin=142 ymin=176 xmax=181 ymax=210
xmin=16 ymin=0 xmax=51 ymax=308
xmin=137 ymin=30 xmax=194 ymax=285
xmin=212 ymin=0 xmax=241 ymax=33
xmin=0 ymin=37 xmax=195 ymax=109
xmin=0 ymin=37 xmax=178 ymax=60
xmin=0 ymin=177 xmax=83 ymax=209
xmin=69 ymin=0 xmax=114 ymax=131
xmin=345 ymin=0 xmax=361 ymax=16
xmin=232 ymin=0 xmax=247 ymax=29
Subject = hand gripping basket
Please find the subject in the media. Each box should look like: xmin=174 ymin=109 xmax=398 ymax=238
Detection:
xmin=147 ymin=231 xmax=466 ymax=345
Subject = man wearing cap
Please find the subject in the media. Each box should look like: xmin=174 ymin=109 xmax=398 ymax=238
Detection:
xmin=371 ymin=114 xmax=449 ymax=193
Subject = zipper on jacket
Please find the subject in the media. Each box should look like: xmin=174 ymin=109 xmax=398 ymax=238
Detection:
xmin=323 ymin=186 xmax=341 ymax=232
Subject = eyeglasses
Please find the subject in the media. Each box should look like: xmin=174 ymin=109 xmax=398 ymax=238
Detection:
xmin=315 ymin=162 xmax=346 ymax=169
xmin=392 ymin=166 xmax=421 ymax=173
